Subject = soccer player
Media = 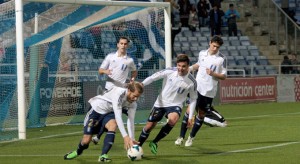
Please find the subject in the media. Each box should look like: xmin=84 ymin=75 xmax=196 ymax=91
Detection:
xmin=92 ymin=36 xmax=137 ymax=144
xmin=137 ymin=54 xmax=198 ymax=155
xmin=175 ymin=35 xmax=227 ymax=147
xmin=64 ymin=82 xmax=143 ymax=162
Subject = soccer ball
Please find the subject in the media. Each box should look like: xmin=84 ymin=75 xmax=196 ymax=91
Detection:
xmin=127 ymin=145 xmax=143 ymax=161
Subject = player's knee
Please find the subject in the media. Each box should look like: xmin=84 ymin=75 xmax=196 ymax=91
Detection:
xmin=105 ymin=120 xmax=117 ymax=131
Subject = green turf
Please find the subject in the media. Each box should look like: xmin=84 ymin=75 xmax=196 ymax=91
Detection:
xmin=0 ymin=102 xmax=299 ymax=163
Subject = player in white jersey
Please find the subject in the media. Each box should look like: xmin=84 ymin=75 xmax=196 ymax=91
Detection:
xmin=92 ymin=36 xmax=137 ymax=145
xmin=175 ymin=35 xmax=227 ymax=147
xmin=64 ymin=82 xmax=143 ymax=162
xmin=137 ymin=54 xmax=198 ymax=155
xmin=99 ymin=36 xmax=137 ymax=90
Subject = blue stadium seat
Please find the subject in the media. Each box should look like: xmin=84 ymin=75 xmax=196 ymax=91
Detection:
xmin=227 ymin=46 xmax=236 ymax=51
xmin=245 ymin=56 xmax=256 ymax=64
xmin=237 ymin=45 xmax=247 ymax=50
xmin=229 ymin=50 xmax=239 ymax=56
xmin=230 ymin=40 xmax=241 ymax=46
xmin=239 ymin=49 xmax=250 ymax=57
xmin=256 ymin=55 xmax=269 ymax=65
xmin=249 ymin=49 xmax=260 ymax=56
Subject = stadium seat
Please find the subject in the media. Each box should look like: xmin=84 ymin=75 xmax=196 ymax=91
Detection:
xmin=190 ymin=42 xmax=199 ymax=47
xmin=241 ymin=40 xmax=251 ymax=46
xmin=188 ymin=36 xmax=197 ymax=42
xmin=239 ymin=36 xmax=250 ymax=41
xmin=227 ymin=46 xmax=236 ymax=51
xmin=190 ymin=46 xmax=198 ymax=51
xmin=245 ymin=56 xmax=256 ymax=64
xmin=220 ymin=50 xmax=229 ymax=56
xmin=249 ymin=49 xmax=260 ymax=56
xmin=228 ymin=36 xmax=239 ymax=41
xmin=239 ymin=49 xmax=250 ymax=57
xmin=178 ymin=36 xmax=188 ymax=42
xmin=198 ymin=36 xmax=208 ymax=42
xmin=256 ymin=56 xmax=269 ymax=65
xmin=235 ymin=56 xmax=247 ymax=66
xmin=230 ymin=40 xmax=241 ymax=46
xmin=229 ymin=50 xmax=239 ymax=56
xmin=237 ymin=45 xmax=247 ymax=50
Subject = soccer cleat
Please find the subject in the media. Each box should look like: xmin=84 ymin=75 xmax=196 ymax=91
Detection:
xmin=92 ymin=136 xmax=99 ymax=145
xmin=185 ymin=136 xmax=194 ymax=147
xmin=98 ymin=154 xmax=112 ymax=162
xmin=64 ymin=150 xmax=78 ymax=160
xmin=149 ymin=141 xmax=158 ymax=155
xmin=175 ymin=137 xmax=184 ymax=146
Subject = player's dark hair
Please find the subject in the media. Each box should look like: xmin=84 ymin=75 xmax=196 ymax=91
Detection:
xmin=176 ymin=54 xmax=190 ymax=65
xmin=119 ymin=36 xmax=130 ymax=43
xmin=229 ymin=3 xmax=234 ymax=7
xmin=210 ymin=35 xmax=224 ymax=46
xmin=128 ymin=82 xmax=144 ymax=94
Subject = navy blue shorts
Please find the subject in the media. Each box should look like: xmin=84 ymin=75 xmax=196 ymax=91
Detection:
xmin=83 ymin=108 xmax=115 ymax=135
xmin=147 ymin=106 xmax=182 ymax=122
xmin=196 ymin=92 xmax=213 ymax=113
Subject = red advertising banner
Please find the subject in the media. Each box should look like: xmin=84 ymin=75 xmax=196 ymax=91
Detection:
xmin=219 ymin=77 xmax=276 ymax=103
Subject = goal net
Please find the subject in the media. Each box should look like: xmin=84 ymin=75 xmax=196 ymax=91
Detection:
xmin=0 ymin=0 xmax=170 ymax=141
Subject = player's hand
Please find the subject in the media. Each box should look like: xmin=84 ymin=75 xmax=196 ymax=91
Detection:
xmin=206 ymin=68 xmax=214 ymax=76
xmin=187 ymin=119 xmax=193 ymax=128
xmin=132 ymin=140 xmax=140 ymax=145
xmin=123 ymin=136 xmax=133 ymax=150
xmin=106 ymin=69 xmax=112 ymax=75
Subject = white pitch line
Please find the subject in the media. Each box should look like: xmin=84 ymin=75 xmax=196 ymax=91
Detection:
xmin=227 ymin=112 xmax=300 ymax=120
xmin=217 ymin=141 xmax=300 ymax=155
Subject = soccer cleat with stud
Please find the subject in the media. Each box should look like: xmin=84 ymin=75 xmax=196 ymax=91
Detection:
xmin=149 ymin=141 xmax=158 ymax=155
xmin=175 ymin=137 xmax=184 ymax=146
xmin=98 ymin=154 xmax=112 ymax=162
xmin=185 ymin=136 xmax=194 ymax=147
xmin=92 ymin=136 xmax=99 ymax=145
xmin=64 ymin=150 xmax=78 ymax=160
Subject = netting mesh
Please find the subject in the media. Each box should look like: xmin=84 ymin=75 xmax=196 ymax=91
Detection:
xmin=0 ymin=1 xmax=167 ymax=141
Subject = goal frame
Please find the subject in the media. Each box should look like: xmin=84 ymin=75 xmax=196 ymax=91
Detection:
xmin=16 ymin=0 xmax=171 ymax=139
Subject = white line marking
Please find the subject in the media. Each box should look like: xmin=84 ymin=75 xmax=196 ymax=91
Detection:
xmin=217 ymin=141 xmax=300 ymax=155
xmin=227 ymin=112 xmax=300 ymax=120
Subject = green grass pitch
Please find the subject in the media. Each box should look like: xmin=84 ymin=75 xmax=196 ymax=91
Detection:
xmin=0 ymin=102 xmax=299 ymax=163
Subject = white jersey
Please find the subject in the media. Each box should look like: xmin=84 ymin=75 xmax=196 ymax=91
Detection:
xmin=100 ymin=51 xmax=136 ymax=90
xmin=88 ymin=87 xmax=136 ymax=138
xmin=196 ymin=49 xmax=227 ymax=98
xmin=142 ymin=67 xmax=197 ymax=109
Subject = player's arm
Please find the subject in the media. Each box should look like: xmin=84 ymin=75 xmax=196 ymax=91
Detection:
xmin=189 ymin=63 xmax=200 ymax=72
xmin=98 ymin=55 xmax=112 ymax=75
xmin=142 ymin=68 xmax=172 ymax=86
xmin=127 ymin=103 xmax=139 ymax=144
xmin=207 ymin=63 xmax=227 ymax=80
xmin=187 ymin=85 xmax=198 ymax=127
xmin=112 ymin=95 xmax=132 ymax=150
xmin=130 ymin=70 xmax=137 ymax=82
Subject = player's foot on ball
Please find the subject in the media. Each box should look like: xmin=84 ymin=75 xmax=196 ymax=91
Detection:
xmin=92 ymin=136 xmax=99 ymax=145
xmin=98 ymin=154 xmax=111 ymax=162
xmin=149 ymin=141 xmax=158 ymax=155
xmin=64 ymin=150 xmax=78 ymax=160
xmin=175 ymin=137 xmax=184 ymax=146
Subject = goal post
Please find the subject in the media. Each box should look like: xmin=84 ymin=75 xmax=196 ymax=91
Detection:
xmin=6 ymin=0 xmax=172 ymax=141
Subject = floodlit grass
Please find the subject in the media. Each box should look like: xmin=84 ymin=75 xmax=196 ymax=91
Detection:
xmin=0 ymin=102 xmax=299 ymax=164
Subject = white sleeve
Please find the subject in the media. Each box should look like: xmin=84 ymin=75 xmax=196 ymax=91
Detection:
xmin=126 ymin=103 xmax=137 ymax=140
xmin=142 ymin=68 xmax=173 ymax=86
xmin=100 ymin=55 xmax=110 ymax=69
xmin=188 ymin=84 xmax=198 ymax=119
xmin=112 ymin=93 xmax=128 ymax=138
